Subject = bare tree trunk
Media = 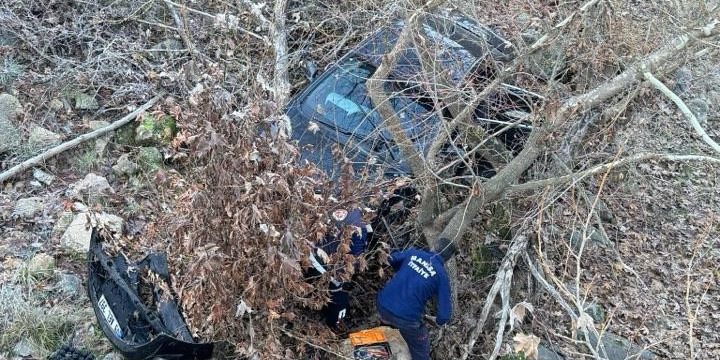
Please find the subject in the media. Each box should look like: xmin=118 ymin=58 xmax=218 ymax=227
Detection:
xmin=270 ymin=0 xmax=290 ymax=108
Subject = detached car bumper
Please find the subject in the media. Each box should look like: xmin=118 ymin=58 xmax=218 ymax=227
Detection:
xmin=87 ymin=228 xmax=214 ymax=360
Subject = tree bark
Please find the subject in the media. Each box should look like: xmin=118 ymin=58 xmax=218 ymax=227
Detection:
xmin=436 ymin=17 xmax=720 ymax=242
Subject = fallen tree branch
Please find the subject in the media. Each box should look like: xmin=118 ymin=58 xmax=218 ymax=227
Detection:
xmin=0 ymin=94 xmax=165 ymax=184
xmin=523 ymin=252 xmax=577 ymax=319
xmin=507 ymin=152 xmax=720 ymax=194
xmin=460 ymin=235 xmax=528 ymax=360
xmin=644 ymin=71 xmax=720 ymax=154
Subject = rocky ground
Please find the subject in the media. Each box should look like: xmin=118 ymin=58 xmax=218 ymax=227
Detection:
xmin=1 ymin=1 xmax=719 ymax=360
xmin=0 ymin=89 xmax=175 ymax=359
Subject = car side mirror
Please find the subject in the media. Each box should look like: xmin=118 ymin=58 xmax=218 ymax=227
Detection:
xmin=303 ymin=60 xmax=318 ymax=81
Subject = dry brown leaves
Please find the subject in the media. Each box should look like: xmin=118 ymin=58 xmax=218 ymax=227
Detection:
xmin=140 ymin=96 xmax=380 ymax=357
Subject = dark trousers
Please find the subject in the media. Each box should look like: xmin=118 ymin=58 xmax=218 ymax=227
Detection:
xmin=323 ymin=281 xmax=348 ymax=326
xmin=377 ymin=304 xmax=429 ymax=360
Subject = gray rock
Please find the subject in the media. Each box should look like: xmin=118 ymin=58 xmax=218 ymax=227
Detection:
xmin=102 ymin=352 xmax=125 ymax=360
xmin=112 ymin=154 xmax=140 ymax=176
xmin=135 ymin=123 xmax=156 ymax=145
xmin=149 ymin=38 xmax=183 ymax=61
xmin=89 ymin=120 xmax=110 ymax=130
xmin=687 ymin=99 xmax=709 ymax=123
xmin=52 ymin=210 xmax=75 ymax=235
xmin=138 ymin=147 xmax=163 ymax=169
xmin=0 ymin=29 xmax=18 ymax=46
xmin=13 ymin=339 xmax=41 ymax=357
xmin=537 ymin=345 xmax=564 ymax=360
xmin=566 ymin=227 xmax=609 ymax=251
xmin=584 ymin=331 xmax=656 ymax=360
xmin=709 ymin=91 xmax=720 ymax=108
xmin=27 ymin=253 xmax=55 ymax=277
xmin=90 ymin=120 xmax=111 ymax=156
xmin=1 ymin=57 xmax=23 ymax=86
xmin=56 ymin=272 xmax=82 ymax=296
xmin=60 ymin=212 xmax=123 ymax=253
xmin=49 ymin=98 xmax=64 ymax=111
xmin=73 ymin=202 xmax=89 ymax=212
xmin=584 ymin=302 xmax=605 ymax=323
xmin=33 ymin=168 xmax=55 ymax=185
xmin=525 ymin=41 xmax=565 ymax=80
xmin=66 ymin=173 xmax=113 ymax=199
xmin=0 ymin=92 xmax=22 ymax=116
xmin=12 ymin=197 xmax=44 ymax=218
xmin=0 ymin=93 xmax=22 ymax=153
xmin=672 ymin=67 xmax=692 ymax=94
xmin=28 ymin=127 xmax=62 ymax=149
xmin=74 ymin=92 xmax=99 ymax=110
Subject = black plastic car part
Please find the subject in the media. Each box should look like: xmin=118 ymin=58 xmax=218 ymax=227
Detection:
xmin=48 ymin=344 xmax=95 ymax=360
xmin=87 ymin=228 xmax=214 ymax=360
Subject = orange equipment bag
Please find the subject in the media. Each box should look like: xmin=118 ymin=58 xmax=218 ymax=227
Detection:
xmin=349 ymin=327 xmax=387 ymax=346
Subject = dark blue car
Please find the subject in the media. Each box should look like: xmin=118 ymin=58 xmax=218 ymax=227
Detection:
xmin=286 ymin=10 xmax=537 ymax=178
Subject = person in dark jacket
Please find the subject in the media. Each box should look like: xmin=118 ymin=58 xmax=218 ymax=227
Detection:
xmin=376 ymin=238 xmax=456 ymax=360
xmin=305 ymin=207 xmax=368 ymax=329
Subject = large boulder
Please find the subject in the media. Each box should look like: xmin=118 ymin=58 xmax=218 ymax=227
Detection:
xmin=60 ymin=212 xmax=123 ymax=253
xmin=0 ymin=93 xmax=22 ymax=153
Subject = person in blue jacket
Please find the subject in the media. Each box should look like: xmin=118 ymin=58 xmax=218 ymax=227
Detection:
xmin=376 ymin=237 xmax=456 ymax=360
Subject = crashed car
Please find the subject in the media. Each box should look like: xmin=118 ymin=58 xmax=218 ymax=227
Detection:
xmin=87 ymin=228 xmax=214 ymax=360
xmin=286 ymin=9 xmax=537 ymax=178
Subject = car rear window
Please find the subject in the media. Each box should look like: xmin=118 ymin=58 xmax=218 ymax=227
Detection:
xmin=300 ymin=57 xmax=438 ymax=148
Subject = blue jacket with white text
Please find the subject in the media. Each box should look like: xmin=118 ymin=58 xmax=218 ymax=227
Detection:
xmin=377 ymin=248 xmax=452 ymax=325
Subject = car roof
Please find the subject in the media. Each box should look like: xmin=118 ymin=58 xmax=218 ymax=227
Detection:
xmin=351 ymin=10 xmax=513 ymax=85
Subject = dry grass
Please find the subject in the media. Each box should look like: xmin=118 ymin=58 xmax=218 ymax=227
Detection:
xmin=0 ymin=284 xmax=102 ymax=358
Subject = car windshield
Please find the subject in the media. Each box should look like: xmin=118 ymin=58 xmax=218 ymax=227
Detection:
xmin=300 ymin=57 xmax=438 ymax=158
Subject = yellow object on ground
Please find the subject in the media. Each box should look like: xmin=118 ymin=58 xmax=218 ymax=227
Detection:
xmin=350 ymin=327 xmax=387 ymax=346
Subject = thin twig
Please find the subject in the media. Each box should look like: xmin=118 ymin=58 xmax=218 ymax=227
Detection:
xmin=163 ymin=0 xmax=197 ymax=58
xmin=644 ymin=71 xmax=720 ymax=154
xmin=509 ymin=152 xmax=720 ymax=194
